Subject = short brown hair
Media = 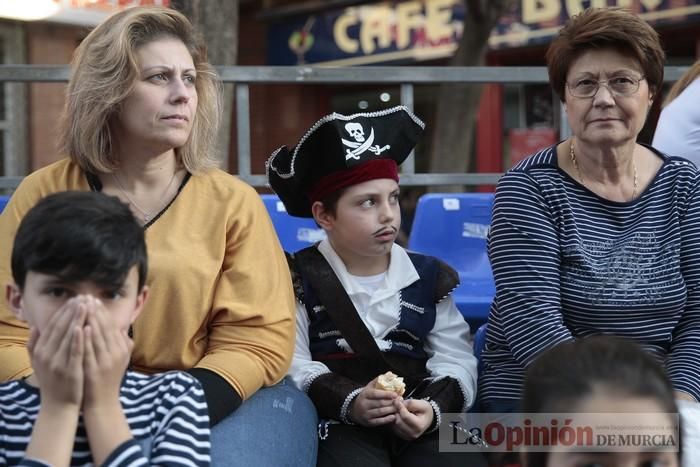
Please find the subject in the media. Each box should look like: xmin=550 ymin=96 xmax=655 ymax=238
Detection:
xmin=546 ymin=8 xmax=665 ymax=102
xmin=60 ymin=6 xmax=222 ymax=174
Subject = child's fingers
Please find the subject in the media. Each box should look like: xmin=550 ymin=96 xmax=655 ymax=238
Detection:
xmin=108 ymin=328 xmax=132 ymax=370
xmin=366 ymin=413 xmax=396 ymax=426
xmin=356 ymin=392 xmax=396 ymax=417
xmin=392 ymin=410 xmax=410 ymax=436
xmin=42 ymin=300 xmax=81 ymax=353
xmin=403 ymin=398 xmax=429 ymax=415
xmin=393 ymin=397 xmax=407 ymax=411
xmin=396 ymin=402 xmax=423 ymax=433
xmin=83 ymin=325 xmax=98 ymax=372
xmin=120 ymin=329 xmax=134 ymax=355
xmin=55 ymin=306 xmax=86 ymax=366
xmin=366 ymin=404 xmax=398 ymax=419
xmin=68 ymin=325 xmax=84 ymax=369
xmin=395 ymin=400 xmax=415 ymax=422
xmin=85 ymin=307 xmax=108 ymax=360
xmin=392 ymin=407 xmax=423 ymax=440
xmin=91 ymin=298 xmax=122 ymax=356
xmin=364 ymin=388 xmax=400 ymax=401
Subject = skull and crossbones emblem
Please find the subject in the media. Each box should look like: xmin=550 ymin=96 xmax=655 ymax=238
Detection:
xmin=345 ymin=123 xmax=365 ymax=142
xmin=341 ymin=122 xmax=391 ymax=160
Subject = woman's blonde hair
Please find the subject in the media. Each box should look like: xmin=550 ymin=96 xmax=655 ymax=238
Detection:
xmin=60 ymin=6 xmax=222 ymax=174
xmin=663 ymin=60 xmax=700 ymax=108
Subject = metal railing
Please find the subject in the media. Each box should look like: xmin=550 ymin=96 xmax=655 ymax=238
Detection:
xmin=0 ymin=65 xmax=689 ymax=190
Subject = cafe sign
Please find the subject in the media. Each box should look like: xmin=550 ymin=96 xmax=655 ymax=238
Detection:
xmin=267 ymin=0 xmax=700 ymax=66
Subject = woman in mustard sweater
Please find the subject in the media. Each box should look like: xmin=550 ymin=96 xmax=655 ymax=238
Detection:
xmin=0 ymin=6 xmax=317 ymax=466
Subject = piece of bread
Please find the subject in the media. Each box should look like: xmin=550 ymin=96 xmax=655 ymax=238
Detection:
xmin=375 ymin=371 xmax=406 ymax=396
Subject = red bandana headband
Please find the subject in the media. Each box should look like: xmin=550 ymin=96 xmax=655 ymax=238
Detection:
xmin=307 ymin=159 xmax=399 ymax=204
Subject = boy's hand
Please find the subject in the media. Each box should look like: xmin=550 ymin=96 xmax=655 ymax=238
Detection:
xmin=391 ymin=398 xmax=434 ymax=440
xmin=349 ymin=377 xmax=400 ymax=427
xmin=27 ymin=298 xmax=86 ymax=407
xmin=81 ymin=297 xmax=135 ymax=465
xmin=82 ymin=297 xmax=133 ymax=410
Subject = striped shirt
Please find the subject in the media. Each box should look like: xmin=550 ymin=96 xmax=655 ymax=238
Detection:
xmin=0 ymin=371 xmax=210 ymax=466
xmin=480 ymin=145 xmax=700 ymax=402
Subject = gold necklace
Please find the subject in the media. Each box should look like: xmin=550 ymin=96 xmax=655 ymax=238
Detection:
xmin=112 ymin=169 xmax=179 ymax=223
xmin=569 ymin=141 xmax=638 ymax=201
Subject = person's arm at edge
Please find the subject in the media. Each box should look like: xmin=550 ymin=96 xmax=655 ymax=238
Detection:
xmin=489 ymin=170 xmax=573 ymax=367
xmin=667 ymin=171 xmax=700 ymax=402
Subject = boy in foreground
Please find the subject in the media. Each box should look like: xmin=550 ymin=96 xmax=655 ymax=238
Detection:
xmin=267 ymin=106 xmax=483 ymax=466
xmin=0 ymin=191 xmax=209 ymax=466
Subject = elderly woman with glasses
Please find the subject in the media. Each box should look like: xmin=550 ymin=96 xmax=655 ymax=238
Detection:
xmin=479 ymin=7 xmax=700 ymax=413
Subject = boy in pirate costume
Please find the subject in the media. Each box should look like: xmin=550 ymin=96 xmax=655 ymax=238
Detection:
xmin=267 ymin=106 xmax=482 ymax=467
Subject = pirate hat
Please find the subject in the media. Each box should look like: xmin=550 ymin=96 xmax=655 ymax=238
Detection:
xmin=266 ymin=105 xmax=425 ymax=218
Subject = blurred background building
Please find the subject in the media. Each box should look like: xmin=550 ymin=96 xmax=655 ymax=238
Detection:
xmin=1 ymin=0 xmax=699 ymax=180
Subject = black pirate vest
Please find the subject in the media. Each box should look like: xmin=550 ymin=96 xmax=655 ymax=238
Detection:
xmin=288 ymin=246 xmax=466 ymax=422
xmin=291 ymin=247 xmax=459 ymax=364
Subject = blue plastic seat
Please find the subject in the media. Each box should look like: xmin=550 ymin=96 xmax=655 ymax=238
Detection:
xmin=408 ymin=193 xmax=495 ymax=329
xmin=261 ymin=194 xmax=326 ymax=253
xmin=0 ymin=195 xmax=10 ymax=213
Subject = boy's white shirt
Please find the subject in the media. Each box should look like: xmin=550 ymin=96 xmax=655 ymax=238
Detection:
xmin=288 ymin=238 xmax=478 ymax=410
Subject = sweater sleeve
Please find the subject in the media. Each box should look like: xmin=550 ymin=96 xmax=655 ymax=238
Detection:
xmin=193 ymin=189 xmax=296 ymax=400
xmin=488 ymin=171 xmax=573 ymax=368
xmin=187 ymin=368 xmax=242 ymax=425
xmin=667 ymin=175 xmax=700 ymax=401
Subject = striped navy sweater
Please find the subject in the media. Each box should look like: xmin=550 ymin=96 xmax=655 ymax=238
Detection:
xmin=480 ymin=144 xmax=700 ymax=402
xmin=0 ymin=371 xmax=210 ymax=466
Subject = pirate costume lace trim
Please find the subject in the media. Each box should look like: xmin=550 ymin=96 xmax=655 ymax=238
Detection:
xmin=400 ymin=299 xmax=425 ymax=314
xmin=340 ymin=387 xmax=364 ymax=425
xmin=456 ymin=376 xmax=473 ymax=413
xmin=425 ymin=398 xmax=442 ymax=434
xmin=302 ymin=369 xmax=331 ymax=394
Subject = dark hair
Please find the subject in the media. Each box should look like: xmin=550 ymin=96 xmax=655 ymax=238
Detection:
xmin=11 ymin=191 xmax=148 ymax=291
xmin=522 ymin=336 xmax=679 ymax=466
xmin=318 ymin=187 xmax=348 ymax=218
xmin=546 ymin=7 xmax=665 ymax=102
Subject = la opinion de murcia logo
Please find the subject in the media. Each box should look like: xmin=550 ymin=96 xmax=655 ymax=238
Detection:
xmin=341 ymin=121 xmax=391 ymax=160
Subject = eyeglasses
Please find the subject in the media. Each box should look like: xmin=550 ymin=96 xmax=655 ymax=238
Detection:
xmin=566 ymin=75 xmax=646 ymax=98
